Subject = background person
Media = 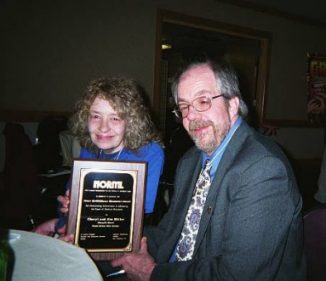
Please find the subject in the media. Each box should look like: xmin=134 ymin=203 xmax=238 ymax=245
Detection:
xmin=34 ymin=77 xmax=164 ymax=236
xmin=111 ymin=57 xmax=306 ymax=281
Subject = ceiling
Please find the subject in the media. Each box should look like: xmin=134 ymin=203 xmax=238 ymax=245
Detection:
xmin=216 ymin=0 xmax=326 ymax=25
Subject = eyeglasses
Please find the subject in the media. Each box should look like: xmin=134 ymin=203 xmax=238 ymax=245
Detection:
xmin=172 ymin=94 xmax=224 ymax=119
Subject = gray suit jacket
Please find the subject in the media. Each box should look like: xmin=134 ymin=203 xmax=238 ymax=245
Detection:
xmin=146 ymin=121 xmax=306 ymax=281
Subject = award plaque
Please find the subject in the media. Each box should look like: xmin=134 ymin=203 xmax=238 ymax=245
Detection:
xmin=67 ymin=159 xmax=147 ymax=260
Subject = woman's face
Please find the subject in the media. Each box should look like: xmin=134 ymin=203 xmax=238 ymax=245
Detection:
xmin=87 ymin=97 xmax=126 ymax=153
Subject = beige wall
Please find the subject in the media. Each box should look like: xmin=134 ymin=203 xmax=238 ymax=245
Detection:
xmin=1 ymin=0 xmax=325 ymax=164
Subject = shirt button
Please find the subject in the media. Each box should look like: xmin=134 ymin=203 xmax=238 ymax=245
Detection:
xmin=207 ymin=206 xmax=213 ymax=214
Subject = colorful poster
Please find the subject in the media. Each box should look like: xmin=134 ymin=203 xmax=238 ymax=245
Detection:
xmin=307 ymin=53 xmax=326 ymax=124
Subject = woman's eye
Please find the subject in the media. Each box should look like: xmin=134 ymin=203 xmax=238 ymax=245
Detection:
xmin=111 ymin=117 xmax=122 ymax=123
xmin=90 ymin=114 xmax=100 ymax=120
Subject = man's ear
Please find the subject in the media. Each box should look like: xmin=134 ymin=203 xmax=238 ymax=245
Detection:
xmin=228 ymin=96 xmax=240 ymax=119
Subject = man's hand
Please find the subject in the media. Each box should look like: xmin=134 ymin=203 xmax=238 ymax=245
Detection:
xmin=111 ymin=237 xmax=156 ymax=281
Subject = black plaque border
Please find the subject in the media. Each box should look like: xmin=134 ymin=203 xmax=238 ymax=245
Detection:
xmin=76 ymin=168 xmax=136 ymax=252
xmin=67 ymin=159 xmax=147 ymax=260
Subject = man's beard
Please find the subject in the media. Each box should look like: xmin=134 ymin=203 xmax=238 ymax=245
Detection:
xmin=189 ymin=119 xmax=230 ymax=154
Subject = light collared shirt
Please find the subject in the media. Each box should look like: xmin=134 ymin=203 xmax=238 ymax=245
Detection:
xmin=202 ymin=117 xmax=242 ymax=180
xmin=169 ymin=117 xmax=242 ymax=262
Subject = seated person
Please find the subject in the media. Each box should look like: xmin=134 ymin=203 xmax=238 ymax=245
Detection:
xmin=314 ymin=145 xmax=326 ymax=203
xmin=34 ymin=77 xmax=164 ymax=237
xmin=111 ymin=57 xmax=306 ymax=280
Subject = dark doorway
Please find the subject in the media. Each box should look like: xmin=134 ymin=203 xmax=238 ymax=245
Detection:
xmin=154 ymin=10 xmax=271 ymax=140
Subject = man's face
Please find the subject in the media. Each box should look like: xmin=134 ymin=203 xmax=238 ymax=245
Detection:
xmin=177 ymin=64 xmax=239 ymax=155
xmin=88 ymin=97 xmax=126 ymax=153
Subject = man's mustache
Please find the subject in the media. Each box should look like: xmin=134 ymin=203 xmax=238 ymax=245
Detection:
xmin=189 ymin=120 xmax=213 ymax=131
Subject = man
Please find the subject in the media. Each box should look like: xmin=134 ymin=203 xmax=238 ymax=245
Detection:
xmin=112 ymin=58 xmax=306 ymax=280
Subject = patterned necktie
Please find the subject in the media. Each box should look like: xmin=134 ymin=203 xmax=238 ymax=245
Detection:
xmin=175 ymin=160 xmax=212 ymax=261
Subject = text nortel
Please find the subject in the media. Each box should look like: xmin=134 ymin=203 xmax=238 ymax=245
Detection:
xmin=93 ymin=180 xmax=124 ymax=189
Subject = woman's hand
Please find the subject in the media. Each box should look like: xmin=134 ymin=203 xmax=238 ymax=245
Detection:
xmin=33 ymin=218 xmax=58 ymax=236
xmin=58 ymin=189 xmax=70 ymax=214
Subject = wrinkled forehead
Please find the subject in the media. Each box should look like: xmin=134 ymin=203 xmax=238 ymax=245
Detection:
xmin=177 ymin=64 xmax=219 ymax=99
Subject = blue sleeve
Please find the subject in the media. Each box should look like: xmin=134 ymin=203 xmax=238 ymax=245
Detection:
xmin=55 ymin=148 xmax=91 ymax=231
xmin=79 ymin=147 xmax=96 ymax=159
xmin=141 ymin=143 xmax=165 ymax=214
xmin=55 ymin=177 xmax=72 ymax=232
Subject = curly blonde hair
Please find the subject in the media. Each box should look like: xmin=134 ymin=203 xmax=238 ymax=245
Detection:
xmin=70 ymin=77 xmax=162 ymax=152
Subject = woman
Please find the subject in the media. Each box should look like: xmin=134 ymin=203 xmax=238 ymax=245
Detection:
xmin=35 ymin=77 xmax=164 ymax=236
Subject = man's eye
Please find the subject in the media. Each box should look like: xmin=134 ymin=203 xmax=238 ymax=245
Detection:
xmin=179 ymin=105 xmax=188 ymax=111
xmin=198 ymin=99 xmax=210 ymax=105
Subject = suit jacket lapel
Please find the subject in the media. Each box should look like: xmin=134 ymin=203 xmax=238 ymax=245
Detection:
xmin=192 ymin=160 xmax=227 ymax=256
xmin=193 ymin=122 xmax=251 ymax=256
xmin=173 ymin=151 xmax=202 ymax=236
xmin=155 ymin=148 xmax=202 ymax=262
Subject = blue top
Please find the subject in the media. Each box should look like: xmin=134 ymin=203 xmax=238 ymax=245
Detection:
xmin=79 ymin=141 xmax=165 ymax=213
xmin=55 ymin=141 xmax=164 ymax=232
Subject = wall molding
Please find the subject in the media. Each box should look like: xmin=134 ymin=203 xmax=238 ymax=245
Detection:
xmin=0 ymin=109 xmax=71 ymax=122
xmin=215 ymin=0 xmax=326 ymax=28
